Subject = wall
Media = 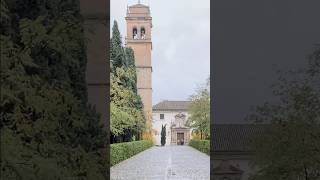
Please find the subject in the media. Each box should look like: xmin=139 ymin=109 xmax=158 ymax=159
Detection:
xmin=152 ymin=110 xmax=190 ymax=145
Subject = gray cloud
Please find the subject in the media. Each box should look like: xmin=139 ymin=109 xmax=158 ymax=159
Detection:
xmin=111 ymin=0 xmax=210 ymax=105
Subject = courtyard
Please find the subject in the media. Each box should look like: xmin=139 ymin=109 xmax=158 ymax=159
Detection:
xmin=110 ymin=146 xmax=210 ymax=180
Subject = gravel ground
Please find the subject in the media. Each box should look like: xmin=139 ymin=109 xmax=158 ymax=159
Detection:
xmin=110 ymin=145 xmax=210 ymax=180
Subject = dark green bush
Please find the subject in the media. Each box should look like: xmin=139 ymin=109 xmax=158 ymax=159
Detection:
xmin=110 ymin=140 xmax=153 ymax=166
xmin=189 ymin=139 xmax=210 ymax=155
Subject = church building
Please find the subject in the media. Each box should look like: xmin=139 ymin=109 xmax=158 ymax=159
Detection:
xmin=125 ymin=3 xmax=193 ymax=146
xmin=152 ymin=100 xmax=192 ymax=146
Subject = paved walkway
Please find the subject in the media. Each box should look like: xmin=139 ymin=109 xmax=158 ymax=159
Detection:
xmin=110 ymin=145 xmax=210 ymax=180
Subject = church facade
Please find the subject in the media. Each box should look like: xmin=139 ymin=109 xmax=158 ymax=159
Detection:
xmin=152 ymin=101 xmax=192 ymax=146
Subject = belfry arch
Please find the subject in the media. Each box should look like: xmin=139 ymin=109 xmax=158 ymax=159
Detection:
xmin=133 ymin=27 xmax=138 ymax=39
xmin=140 ymin=27 xmax=146 ymax=39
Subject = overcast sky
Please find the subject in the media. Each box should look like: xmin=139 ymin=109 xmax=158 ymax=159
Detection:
xmin=111 ymin=0 xmax=210 ymax=105
xmin=213 ymin=0 xmax=320 ymax=123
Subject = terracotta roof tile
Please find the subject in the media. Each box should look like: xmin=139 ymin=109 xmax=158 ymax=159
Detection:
xmin=212 ymin=124 xmax=267 ymax=152
xmin=152 ymin=100 xmax=191 ymax=111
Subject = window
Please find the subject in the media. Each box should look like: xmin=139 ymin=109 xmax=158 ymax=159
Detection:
xmin=160 ymin=114 xmax=164 ymax=119
xmin=132 ymin=27 xmax=138 ymax=39
xmin=140 ymin=27 xmax=146 ymax=39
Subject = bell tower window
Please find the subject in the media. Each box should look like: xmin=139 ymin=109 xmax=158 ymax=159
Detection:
xmin=141 ymin=27 xmax=146 ymax=39
xmin=133 ymin=27 xmax=138 ymax=39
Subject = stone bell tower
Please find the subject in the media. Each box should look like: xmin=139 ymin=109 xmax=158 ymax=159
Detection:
xmin=125 ymin=2 xmax=153 ymax=117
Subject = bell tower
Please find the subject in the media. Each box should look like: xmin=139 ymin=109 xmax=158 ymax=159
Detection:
xmin=125 ymin=3 xmax=153 ymax=117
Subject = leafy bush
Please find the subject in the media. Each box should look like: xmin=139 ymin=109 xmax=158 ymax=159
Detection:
xmin=1 ymin=1 xmax=107 ymax=179
xmin=189 ymin=139 xmax=210 ymax=155
xmin=111 ymin=140 xmax=153 ymax=166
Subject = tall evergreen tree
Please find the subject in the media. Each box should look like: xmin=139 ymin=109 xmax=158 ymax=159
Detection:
xmin=1 ymin=0 xmax=107 ymax=179
xmin=125 ymin=47 xmax=136 ymax=68
xmin=161 ymin=125 xmax=166 ymax=146
xmin=123 ymin=47 xmax=138 ymax=92
xmin=110 ymin=21 xmax=145 ymax=143
xmin=110 ymin=21 xmax=125 ymax=71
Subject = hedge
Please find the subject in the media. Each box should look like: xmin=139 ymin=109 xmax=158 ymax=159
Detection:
xmin=189 ymin=139 xmax=210 ymax=155
xmin=110 ymin=140 xmax=153 ymax=166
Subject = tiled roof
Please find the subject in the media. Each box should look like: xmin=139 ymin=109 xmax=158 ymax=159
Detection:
xmin=213 ymin=160 xmax=244 ymax=174
xmin=152 ymin=100 xmax=191 ymax=111
xmin=212 ymin=124 xmax=268 ymax=152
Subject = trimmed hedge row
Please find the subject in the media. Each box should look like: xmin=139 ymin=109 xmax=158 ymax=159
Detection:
xmin=111 ymin=140 xmax=153 ymax=166
xmin=189 ymin=139 xmax=210 ymax=155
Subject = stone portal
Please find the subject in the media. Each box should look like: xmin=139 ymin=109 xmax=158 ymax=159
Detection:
xmin=171 ymin=128 xmax=190 ymax=145
xmin=170 ymin=113 xmax=191 ymax=145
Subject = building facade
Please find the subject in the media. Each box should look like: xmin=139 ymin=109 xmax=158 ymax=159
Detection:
xmin=152 ymin=101 xmax=192 ymax=146
xmin=125 ymin=3 xmax=153 ymax=117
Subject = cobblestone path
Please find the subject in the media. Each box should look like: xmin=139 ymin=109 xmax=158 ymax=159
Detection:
xmin=110 ymin=145 xmax=210 ymax=180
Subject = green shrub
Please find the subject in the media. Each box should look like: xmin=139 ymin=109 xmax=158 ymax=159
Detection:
xmin=189 ymin=139 xmax=210 ymax=155
xmin=110 ymin=140 xmax=153 ymax=166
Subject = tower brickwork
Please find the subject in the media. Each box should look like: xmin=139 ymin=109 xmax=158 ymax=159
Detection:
xmin=125 ymin=3 xmax=153 ymax=117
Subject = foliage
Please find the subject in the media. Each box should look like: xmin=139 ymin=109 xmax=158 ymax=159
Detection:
xmin=110 ymin=21 xmax=125 ymax=70
xmin=1 ymin=0 xmax=107 ymax=179
xmin=142 ymin=117 xmax=155 ymax=143
xmin=110 ymin=140 xmax=153 ymax=166
xmin=191 ymin=132 xmax=202 ymax=140
xmin=142 ymin=130 xmax=154 ymax=142
xmin=110 ymin=102 xmax=135 ymax=136
xmin=110 ymin=20 xmax=145 ymax=143
xmin=187 ymin=78 xmax=210 ymax=139
xmin=189 ymin=140 xmax=210 ymax=155
xmin=160 ymin=124 xmax=166 ymax=146
xmin=248 ymin=46 xmax=320 ymax=180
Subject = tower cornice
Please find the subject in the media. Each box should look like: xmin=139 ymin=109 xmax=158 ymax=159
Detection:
xmin=125 ymin=16 xmax=152 ymax=20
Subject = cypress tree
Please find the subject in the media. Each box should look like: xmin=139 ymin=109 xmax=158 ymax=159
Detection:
xmin=125 ymin=47 xmax=136 ymax=68
xmin=110 ymin=20 xmax=125 ymax=71
xmin=161 ymin=125 xmax=166 ymax=146
xmin=110 ymin=21 xmax=145 ymax=143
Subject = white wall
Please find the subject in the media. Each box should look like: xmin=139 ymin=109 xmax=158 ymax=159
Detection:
xmin=152 ymin=110 xmax=189 ymax=145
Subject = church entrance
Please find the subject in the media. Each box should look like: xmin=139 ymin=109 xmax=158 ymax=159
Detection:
xmin=177 ymin=133 xmax=184 ymax=145
xmin=171 ymin=127 xmax=190 ymax=145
